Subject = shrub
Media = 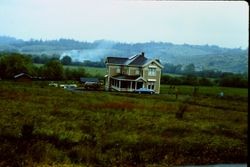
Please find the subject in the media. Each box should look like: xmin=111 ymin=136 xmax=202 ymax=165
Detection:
xmin=219 ymin=74 xmax=248 ymax=88
xmin=199 ymin=77 xmax=214 ymax=86
xmin=21 ymin=123 xmax=34 ymax=139
xmin=29 ymin=141 xmax=68 ymax=163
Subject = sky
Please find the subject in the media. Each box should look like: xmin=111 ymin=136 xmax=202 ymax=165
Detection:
xmin=0 ymin=0 xmax=248 ymax=48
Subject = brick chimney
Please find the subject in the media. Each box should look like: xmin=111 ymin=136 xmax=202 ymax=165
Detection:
xmin=141 ymin=52 xmax=144 ymax=57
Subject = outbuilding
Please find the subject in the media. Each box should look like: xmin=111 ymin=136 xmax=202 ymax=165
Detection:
xmin=14 ymin=73 xmax=33 ymax=82
xmin=80 ymin=77 xmax=99 ymax=84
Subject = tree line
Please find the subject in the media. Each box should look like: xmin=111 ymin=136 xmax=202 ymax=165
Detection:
xmin=32 ymin=54 xmax=105 ymax=67
xmin=32 ymin=53 xmax=247 ymax=81
xmin=163 ymin=62 xmax=248 ymax=79
xmin=161 ymin=74 xmax=248 ymax=88
xmin=0 ymin=52 xmax=248 ymax=88
xmin=0 ymin=53 xmax=87 ymax=80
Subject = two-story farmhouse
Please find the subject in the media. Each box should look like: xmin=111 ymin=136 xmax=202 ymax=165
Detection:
xmin=105 ymin=52 xmax=163 ymax=94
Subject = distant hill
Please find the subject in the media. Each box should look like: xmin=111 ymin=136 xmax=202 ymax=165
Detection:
xmin=0 ymin=36 xmax=248 ymax=73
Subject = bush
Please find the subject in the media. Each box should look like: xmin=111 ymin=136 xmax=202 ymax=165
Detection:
xmin=161 ymin=75 xmax=183 ymax=85
xmin=21 ymin=123 xmax=34 ymax=139
xmin=198 ymin=77 xmax=214 ymax=86
xmin=29 ymin=141 xmax=68 ymax=163
xmin=42 ymin=60 xmax=64 ymax=80
xmin=0 ymin=53 xmax=35 ymax=79
xmin=64 ymin=67 xmax=86 ymax=80
xmin=182 ymin=75 xmax=199 ymax=86
xmin=176 ymin=103 xmax=188 ymax=119
xmin=219 ymin=74 xmax=248 ymax=88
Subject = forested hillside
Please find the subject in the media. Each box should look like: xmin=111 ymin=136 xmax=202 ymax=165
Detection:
xmin=0 ymin=36 xmax=248 ymax=73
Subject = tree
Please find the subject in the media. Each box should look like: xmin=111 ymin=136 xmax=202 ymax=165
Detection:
xmin=163 ymin=63 xmax=183 ymax=74
xmin=175 ymin=64 xmax=183 ymax=74
xmin=198 ymin=77 xmax=214 ymax=86
xmin=0 ymin=53 xmax=35 ymax=79
xmin=183 ymin=64 xmax=195 ymax=75
xmin=61 ymin=55 xmax=72 ymax=65
xmin=64 ymin=67 xmax=86 ymax=80
xmin=43 ymin=60 xmax=64 ymax=80
xmin=161 ymin=75 xmax=183 ymax=85
xmin=183 ymin=75 xmax=199 ymax=86
xmin=219 ymin=74 xmax=248 ymax=88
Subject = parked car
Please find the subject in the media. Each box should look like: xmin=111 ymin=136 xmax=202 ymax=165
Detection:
xmin=134 ymin=88 xmax=155 ymax=94
xmin=65 ymin=84 xmax=77 ymax=89
xmin=48 ymin=82 xmax=58 ymax=87
xmin=59 ymin=84 xmax=66 ymax=89
xmin=59 ymin=84 xmax=77 ymax=89
xmin=84 ymin=81 xmax=101 ymax=90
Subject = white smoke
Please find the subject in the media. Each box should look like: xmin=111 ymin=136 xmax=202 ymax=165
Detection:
xmin=60 ymin=40 xmax=116 ymax=62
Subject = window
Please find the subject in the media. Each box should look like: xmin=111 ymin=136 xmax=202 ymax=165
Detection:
xmin=147 ymin=82 xmax=155 ymax=90
xmin=135 ymin=70 xmax=139 ymax=75
xmin=148 ymin=68 xmax=156 ymax=76
xmin=116 ymin=68 xmax=120 ymax=73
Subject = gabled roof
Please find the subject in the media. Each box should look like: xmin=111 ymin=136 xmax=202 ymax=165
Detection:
xmin=14 ymin=73 xmax=32 ymax=79
xmin=129 ymin=54 xmax=149 ymax=66
xmin=142 ymin=59 xmax=164 ymax=68
xmin=106 ymin=52 xmax=157 ymax=67
xmin=106 ymin=57 xmax=128 ymax=65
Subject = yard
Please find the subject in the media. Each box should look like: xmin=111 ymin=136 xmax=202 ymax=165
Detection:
xmin=0 ymin=81 xmax=247 ymax=166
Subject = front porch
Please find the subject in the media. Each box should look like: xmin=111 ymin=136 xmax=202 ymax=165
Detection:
xmin=110 ymin=75 xmax=145 ymax=92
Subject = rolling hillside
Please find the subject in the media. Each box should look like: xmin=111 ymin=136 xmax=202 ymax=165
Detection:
xmin=0 ymin=36 xmax=248 ymax=73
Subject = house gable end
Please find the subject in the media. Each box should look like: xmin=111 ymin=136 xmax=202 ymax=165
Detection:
xmin=142 ymin=59 xmax=164 ymax=69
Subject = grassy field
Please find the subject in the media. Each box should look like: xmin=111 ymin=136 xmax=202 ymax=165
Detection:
xmin=161 ymin=85 xmax=248 ymax=98
xmin=35 ymin=63 xmax=106 ymax=77
xmin=77 ymin=66 xmax=106 ymax=77
xmin=60 ymin=65 xmax=106 ymax=77
xmin=0 ymin=81 xmax=247 ymax=166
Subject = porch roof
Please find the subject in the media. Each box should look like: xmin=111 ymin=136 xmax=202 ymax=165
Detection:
xmin=111 ymin=74 xmax=145 ymax=81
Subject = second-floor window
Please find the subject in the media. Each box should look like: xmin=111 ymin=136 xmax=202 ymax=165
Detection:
xmin=148 ymin=68 xmax=156 ymax=76
xmin=116 ymin=68 xmax=121 ymax=73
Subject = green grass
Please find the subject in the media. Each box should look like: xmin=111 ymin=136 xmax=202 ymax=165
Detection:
xmin=161 ymin=85 xmax=248 ymax=98
xmin=78 ymin=66 xmax=106 ymax=77
xmin=63 ymin=65 xmax=106 ymax=77
xmin=0 ymin=81 xmax=247 ymax=166
xmin=35 ymin=63 xmax=106 ymax=77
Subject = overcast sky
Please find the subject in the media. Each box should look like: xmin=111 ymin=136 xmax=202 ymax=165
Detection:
xmin=0 ymin=0 xmax=248 ymax=48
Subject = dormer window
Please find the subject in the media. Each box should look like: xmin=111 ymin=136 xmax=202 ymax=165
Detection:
xmin=148 ymin=68 xmax=156 ymax=76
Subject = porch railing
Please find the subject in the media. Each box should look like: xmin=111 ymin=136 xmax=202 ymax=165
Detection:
xmin=111 ymin=85 xmax=135 ymax=92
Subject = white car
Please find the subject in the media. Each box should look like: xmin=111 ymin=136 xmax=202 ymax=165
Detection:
xmin=49 ymin=83 xmax=58 ymax=87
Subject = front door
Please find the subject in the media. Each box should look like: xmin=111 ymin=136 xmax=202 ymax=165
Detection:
xmin=136 ymin=82 xmax=143 ymax=89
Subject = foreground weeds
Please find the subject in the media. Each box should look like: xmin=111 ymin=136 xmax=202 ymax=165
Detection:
xmin=0 ymin=81 xmax=247 ymax=166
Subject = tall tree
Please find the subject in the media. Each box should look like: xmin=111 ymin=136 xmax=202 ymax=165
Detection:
xmin=0 ymin=53 xmax=34 ymax=79
xmin=61 ymin=55 xmax=72 ymax=65
xmin=183 ymin=63 xmax=195 ymax=74
xmin=43 ymin=60 xmax=64 ymax=80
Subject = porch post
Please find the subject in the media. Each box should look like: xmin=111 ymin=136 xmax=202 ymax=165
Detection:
xmin=119 ymin=80 xmax=121 ymax=91
xmin=135 ymin=82 xmax=137 ymax=89
xmin=130 ymin=81 xmax=132 ymax=91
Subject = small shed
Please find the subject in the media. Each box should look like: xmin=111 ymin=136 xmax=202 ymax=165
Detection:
xmin=14 ymin=73 xmax=33 ymax=82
